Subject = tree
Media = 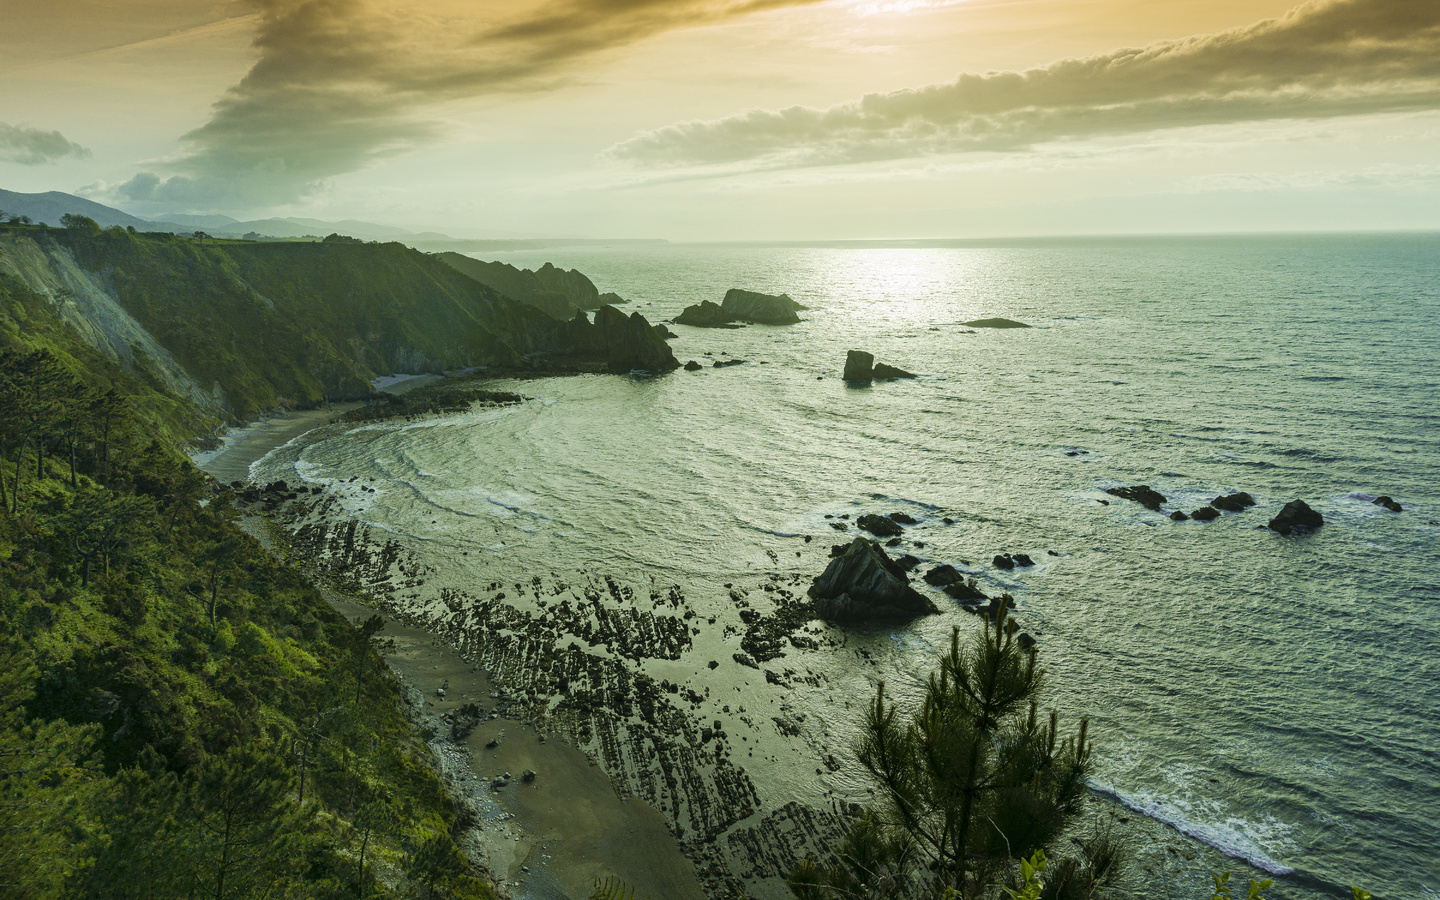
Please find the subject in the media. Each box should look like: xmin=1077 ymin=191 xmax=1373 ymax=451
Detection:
xmin=790 ymin=605 xmax=1119 ymax=900
xmin=59 ymin=214 xmax=100 ymax=233
xmin=185 ymin=745 xmax=309 ymax=900
xmin=350 ymin=615 xmax=391 ymax=706
xmin=62 ymin=489 xmax=148 ymax=587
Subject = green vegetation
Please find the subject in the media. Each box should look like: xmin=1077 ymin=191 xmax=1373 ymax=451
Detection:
xmin=2 ymin=271 xmax=490 ymax=898
xmin=789 ymin=606 xmax=1121 ymax=900
xmin=3 ymin=222 xmax=575 ymax=422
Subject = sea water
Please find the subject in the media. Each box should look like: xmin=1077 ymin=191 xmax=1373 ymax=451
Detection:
xmin=255 ymin=234 xmax=1440 ymax=898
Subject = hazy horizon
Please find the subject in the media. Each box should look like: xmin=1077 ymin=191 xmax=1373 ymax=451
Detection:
xmin=4 ymin=0 xmax=1439 ymax=241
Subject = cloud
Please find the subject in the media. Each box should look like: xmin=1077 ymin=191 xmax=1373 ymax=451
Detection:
xmin=131 ymin=0 xmax=826 ymax=208
xmin=0 ymin=122 xmax=91 ymax=165
xmin=606 ymin=0 xmax=1440 ymax=170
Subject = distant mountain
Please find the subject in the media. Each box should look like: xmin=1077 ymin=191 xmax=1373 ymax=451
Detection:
xmin=159 ymin=213 xmax=239 ymax=229
xmin=0 ymin=188 xmax=157 ymax=230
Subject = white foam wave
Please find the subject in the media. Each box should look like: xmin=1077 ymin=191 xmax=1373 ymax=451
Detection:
xmin=1091 ymin=781 xmax=1296 ymax=875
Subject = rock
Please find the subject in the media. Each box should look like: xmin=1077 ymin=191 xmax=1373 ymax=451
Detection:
xmin=829 ymin=543 xmax=848 ymax=557
xmin=963 ymin=317 xmax=1031 ymax=328
xmin=872 ymin=363 xmax=916 ymax=379
xmin=1170 ymin=510 xmax=1190 ymax=521
xmin=1211 ymin=492 xmax=1257 ymax=512
xmin=885 ymin=537 xmax=902 ymax=547
xmin=1105 ymin=485 xmax=1167 ymax=511
xmin=491 ymin=776 xmax=509 ymax=791
xmin=565 ymin=306 xmax=680 ymax=372
xmin=1012 ymin=553 xmax=1034 ymax=567
xmin=830 ymin=521 xmax=848 ymax=531
xmin=888 ymin=512 xmax=918 ymax=525
xmin=654 ymin=324 xmax=678 ymax=339
xmin=674 ymin=300 xmax=741 ymax=328
xmin=993 ymin=554 xmax=1016 ymax=570
xmin=857 ymin=513 xmax=903 ymax=537
xmin=895 ymin=554 xmax=922 ymax=571
xmin=1269 ymin=499 xmax=1324 ymax=535
xmin=810 ymin=538 xmax=938 ymax=622
xmin=944 ymin=579 xmax=988 ymax=602
xmin=684 ymin=360 xmax=702 ymax=371
xmin=844 ymin=350 xmax=874 ymax=381
xmin=597 ymin=291 xmax=627 ymax=307
xmin=712 ymin=358 xmax=745 ymax=368
xmin=534 ymin=262 xmax=602 ymax=309
xmin=1373 ymin=495 xmax=1403 ymax=513
xmin=1016 ymin=633 xmax=1037 ymax=651
xmin=1191 ymin=506 xmax=1220 ymax=521
xmin=924 ymin=564 xmax=962 ymax=587
xmin=521 ymin=769 xmax=536 ymax=783
xmin=720 ymin=288 xmax=806 ymax=324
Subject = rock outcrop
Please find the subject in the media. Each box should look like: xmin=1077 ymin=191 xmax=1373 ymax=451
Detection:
xmin=809 ymin=538 xmax=938 ymax=622
xmin=1190 ymin=506 xmax=1220 ymax=521
xmin=674 ymin=288 xmax=805 ymax=328
xmin=856 ymin=514 xmax=903 ymax=537
xmin=1211 ymin=492 xmax=1257 ymax=512
xmin=1104 ymin=485 xmax=1167 ymax=511
xmin=719 ymin=289 xmax=805 ymax=324
xmin=963 ymin=318 xmax=1031 ymax=328
xmin=1373 ymin=495 xmax=1403 ymax=513
xmin=843 ymin=351 xmax=916 ymax=382
xmin=872 ymin=363 xmax=916 ymax=380
xmin=564 ymin=306 xmax=679 ymax=373
xmin=843 ymin=351 xmax=874 ymax=381
xmin=1268 ymin=499 xmax=1324 ymax=535
xmin=674 ymin=300 xmax=741 ymax=329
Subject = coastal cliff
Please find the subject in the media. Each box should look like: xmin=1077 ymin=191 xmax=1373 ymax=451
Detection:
xmin=0 ymin=224 xmax=675 ymax=424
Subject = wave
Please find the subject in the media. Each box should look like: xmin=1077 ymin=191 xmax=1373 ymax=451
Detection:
xmin=1090 ymin=781 xmax=1295 ymax=875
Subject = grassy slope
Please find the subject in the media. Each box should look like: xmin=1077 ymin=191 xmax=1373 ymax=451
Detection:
xmin=26 ymin=225 xmax=568 ymax=421
xmin=1 ymin=250 xmax=492 ymax=898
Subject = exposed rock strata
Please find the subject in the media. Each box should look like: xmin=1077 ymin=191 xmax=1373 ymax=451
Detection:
xmin=809 ymin=538 xmax=938 ymax=622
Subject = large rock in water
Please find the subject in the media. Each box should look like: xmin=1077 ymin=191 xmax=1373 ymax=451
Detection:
xmin=856 ymin=514 xmax=903 ymax=537
xmin=844 ymin=350 xmax=874 ymax=381
xmin=674 ymin=300 xmax=740 ymax=328
xmin=873 ymin=363 xmax=916 ymax=380
xmin=1268 ymin=499 xmax=1323 ymax=535
xmin=719 ymin=288 xmax=806 ymax=324
xmin=963 ymin=317 xmax=1031 ymax=329
xmin=1211 ymin=492 xmax=1256 ymax=512
xmin=1104 ymin=485 xmax=1167 ymax=511
xmin=810 ymin=538 xmax=938 ymax=622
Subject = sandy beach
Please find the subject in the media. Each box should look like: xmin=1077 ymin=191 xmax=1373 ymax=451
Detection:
xmin=196 ymin=403 xmax=707 ymax=900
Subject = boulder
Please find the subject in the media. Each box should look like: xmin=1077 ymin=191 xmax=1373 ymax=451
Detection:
xmin=945 ymin=579 xmax=988 ymax=603
xmin=963 ymin=318 xmax=1031 ymax=328
xmin=1169 ymin=510 xmax=1190 ymax=521
xmin=1373 ymin=495 xmax=1403 ymax=513
xmin=872 ymin=363 xmax=917 ymax=380
xmin=712 ymin=359 xmax=746 ymax=368
xmin=1269 ymin=499 xmax=1324 ymax=535
xmin=810 ymin=538 xmax=938 ymax=622
xmin=720 ymin=288 xmax=806 ymax=324
xmin=1012 ymin=553 xmax=1035 ymax=567
xmin=1104 ymin=485 xmax=1167 ymax=511
xmin=844 ymin=350 xmax=874 ymax=381
xmin=684 ymin=360 xmax=702 ymax=371
xmin=889 ymin=512 xmax=918 ymax=525
xmin=895 ymin=554 xmax=922 ymax=572
xmin=1189 ymin=506 xmax=1219 ymax=521
xmin=993 ymin=554 xmax=1015 ymax=570
xmin=654 ymin=324 xmax=678 ymax=339
xmin=856 ymin=514 xmax=903 ymax=537
xmin=597 ymin=291 xmax=627 ymax=307
xmin=1211 ymin=492 xmax=1257 ymax=512
xmin=924 ymin=564 xmax=962 ymax=587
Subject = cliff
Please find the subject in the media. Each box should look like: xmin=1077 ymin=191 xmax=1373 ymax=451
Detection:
xmin=434 ymin=253 xmax=619 ymax=321
xmin=0 ymin=225 xmax=674 ymax=424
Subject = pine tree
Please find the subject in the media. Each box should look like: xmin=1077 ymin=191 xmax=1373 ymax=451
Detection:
xmin=791 ymin=605 xmax=1119 ymax=900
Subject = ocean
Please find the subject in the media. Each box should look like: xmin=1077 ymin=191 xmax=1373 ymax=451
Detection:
xmin=253 ymin=234 xmax=1440 ymax=898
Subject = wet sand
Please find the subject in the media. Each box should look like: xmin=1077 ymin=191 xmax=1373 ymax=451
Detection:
xmin=200 ymin=407 xmax=705 ymax=900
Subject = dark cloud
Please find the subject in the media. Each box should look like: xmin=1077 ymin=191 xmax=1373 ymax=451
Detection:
xmin=137 ymin=0 xmax=825 ymax=207
xmin=607 ymin=0 xmax=1440 ymax=169
xmin=0 ymin=122 xmax=91 ymax=166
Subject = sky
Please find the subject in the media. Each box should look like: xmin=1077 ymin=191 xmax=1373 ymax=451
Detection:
xmin=2 ymin=0 xmax=1438 ymax=240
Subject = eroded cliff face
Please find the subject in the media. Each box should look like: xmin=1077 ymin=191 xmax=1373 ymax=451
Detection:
xmin=4 ymin=228 xmax=676 ymax=425
xmin=0 ymin=233 xmax=220 ymax=413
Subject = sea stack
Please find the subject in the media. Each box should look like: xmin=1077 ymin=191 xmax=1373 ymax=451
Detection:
xmin=844 ymin=350 xmax=875 ymax=381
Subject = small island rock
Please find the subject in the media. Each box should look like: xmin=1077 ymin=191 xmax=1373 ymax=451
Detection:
xmin=844 ymin=350 xmax=874 ymax=381
xmin=1104 ymin=485 xmax=1167 ymax=511
xmin=810 ymin=538 xmax=938 ymax=622
xmin=1269 ymin=499 xmax=1324 ymax=535
xmin=963 ymin=317 xmax=1031 ymax=329
xmin=1211 ymin=492 xmax=1257 ymax=512
xmin=857 ymin=513 xmax=903 ymax=537
xmin=873 ymin=363 xmax=917 ymax=380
